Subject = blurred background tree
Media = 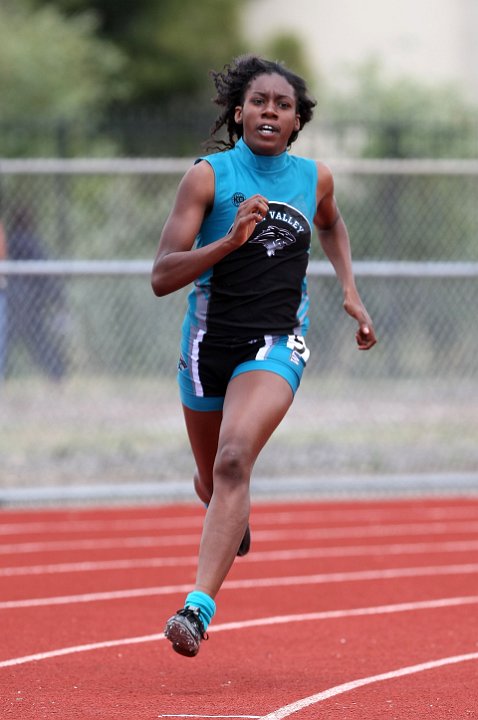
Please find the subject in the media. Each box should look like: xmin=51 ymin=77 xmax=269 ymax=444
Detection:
xmin=0 ymin=0 xmax=128 ymax=155
xmin=0 ymin=0 xmax=476 ymax=158
xmin=3 ymin=0 xmax=247 ymax=155
xmin=323 ymin=58 xmax=477 ymax=159
xmin=317 ymin=60 xmax=478 ymax=265
xmin=27 ymin=0 xmax=245 ymax=105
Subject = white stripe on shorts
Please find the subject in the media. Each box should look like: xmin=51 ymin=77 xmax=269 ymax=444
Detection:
xmin=255 ymin=334 xmax=274 ymax=361
xmin=191 ymin=329 xmax=205 ymax=396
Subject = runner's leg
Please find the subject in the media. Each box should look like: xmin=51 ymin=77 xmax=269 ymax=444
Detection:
xmin=182 ymin=407 xmax=222 ymax=505
xmin=193 ymin=370 xmax=294 ymax=598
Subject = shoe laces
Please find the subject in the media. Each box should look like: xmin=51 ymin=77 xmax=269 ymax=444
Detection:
xmin=177 ymin=606 xmax=209 ymax=641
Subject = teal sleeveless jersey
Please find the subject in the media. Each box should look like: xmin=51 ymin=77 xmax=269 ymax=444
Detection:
xmin=184 ymin=138 xmax=318 ymax=338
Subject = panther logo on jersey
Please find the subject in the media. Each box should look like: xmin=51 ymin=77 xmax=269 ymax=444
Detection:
xmin=250 ymin=225 xmax=296 ymax=257
xmin=248 ymin=200 xmax=309 ymax=258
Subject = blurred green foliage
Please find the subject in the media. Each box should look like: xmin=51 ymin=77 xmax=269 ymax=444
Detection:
xmin=0 ymin=2 xmax=128 ymax=122
xmin=0 ymin=1 xmax=476 ymax=159
xmin=25 ymin=0 xmax=246 ymax=104
xmin=324 ymin=59 xmax=478 ymax=158
xmin=0 ymin=0 xmax=249 ymax=155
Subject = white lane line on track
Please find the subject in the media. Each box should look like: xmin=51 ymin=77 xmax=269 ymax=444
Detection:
xmin=2 ymin=563 xmax=478 ymax=610
xmin=3 ymin=520 xmax=478 ymax=555
xmin=0 ymin=534 xmax=200 ymax=555
xmin=0 ymin=517 xmax=205 ymax=535
xmin=259 ymin=653 xmax=478 ymax=719
xmin=0 ymin=595 xmax=477 ymax=669
xmin=3 ymin=539 xmax=478 ymax=577
xmin=2 ymin=504 xmax=478 ymax=536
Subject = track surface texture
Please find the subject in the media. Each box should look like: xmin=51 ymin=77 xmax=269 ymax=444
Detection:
xmin=1 ymin=497 xmax=478 ymax=719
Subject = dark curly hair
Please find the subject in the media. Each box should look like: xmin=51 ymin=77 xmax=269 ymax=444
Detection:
xmin=208 ymin=54 xmax=316 ymax=150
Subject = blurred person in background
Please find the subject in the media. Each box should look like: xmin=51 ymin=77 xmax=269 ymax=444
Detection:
xmin=5 ymin=205 xmax=68 ymax=381
xmin=0 ymin=219 xmax=7 ymax=379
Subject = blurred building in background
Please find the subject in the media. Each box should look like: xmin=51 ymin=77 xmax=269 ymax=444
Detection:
xmin=245 ymin=0 xmax=478 ymax=100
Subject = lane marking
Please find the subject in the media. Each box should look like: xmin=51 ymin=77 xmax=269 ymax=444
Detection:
xmin=2 ymin=504 xmax=477 ymax=536
xmin=0 ymin=633 xmax=164 ymax=669
xmin=1 ymin=594 xmax=478 ymax=669
xmin=1 ymin=563 xmax=478 ymax=609
xmin=2 ymin=539 xmax=478 ymax=577
xmin=0 ymin=555 xmax=199 ymax=576
xmin=0 ymin=534 xmax=200 ymax=555
xmin=259 ymin=652 xmax=478 ymax=719
xmin=158 ymin=716 xmax=260 ymax=719
xmin=0 ymin=517 xmax=204 ymax=536
xmin=3 ymin=520 xmax=478 ymax=555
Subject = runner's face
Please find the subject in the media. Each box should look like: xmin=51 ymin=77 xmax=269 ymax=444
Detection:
xmin=234 ymin=73 xmax=300 ymax=155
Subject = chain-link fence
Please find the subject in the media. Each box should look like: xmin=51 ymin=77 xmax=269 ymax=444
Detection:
xmin=1 ymin=158 xmax=477 ymax=498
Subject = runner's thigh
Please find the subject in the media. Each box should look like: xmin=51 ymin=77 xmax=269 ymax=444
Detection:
xmin=219 ymin=370 xmax=294 ymax=462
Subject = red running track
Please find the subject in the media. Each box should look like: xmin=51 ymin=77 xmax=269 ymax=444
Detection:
xmin=1 ymin=496 xmax=478 ymax=719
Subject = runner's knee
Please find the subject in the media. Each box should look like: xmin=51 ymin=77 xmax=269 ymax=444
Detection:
xmin=213 ymin=442 xmax=251 ymax=487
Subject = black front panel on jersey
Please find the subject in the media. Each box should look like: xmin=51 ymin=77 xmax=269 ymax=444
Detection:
xmin=206 ymin=201 xmax=311 ymax=336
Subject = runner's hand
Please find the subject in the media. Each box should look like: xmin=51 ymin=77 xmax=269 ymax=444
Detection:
xmin=227 ymin=195 xmax=269 ymax=248
xmin=343 ymin=293 xmax=377 ymax=350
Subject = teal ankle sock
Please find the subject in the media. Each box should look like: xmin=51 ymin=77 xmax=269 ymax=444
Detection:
xmin=185 ymin=590 xmax=216 ymax=630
